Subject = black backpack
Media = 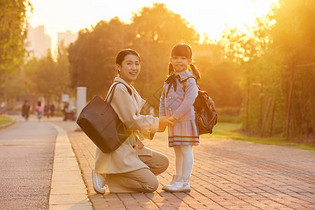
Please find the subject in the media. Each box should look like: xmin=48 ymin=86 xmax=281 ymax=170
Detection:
xmin=182 ymin=77 xmax=218 ymax=134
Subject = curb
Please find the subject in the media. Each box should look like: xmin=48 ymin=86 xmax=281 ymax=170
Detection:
xmin=48 ymin=123 xmax=92 ymax=210
xmin=0 ymin=120 xmax=16 ymax=130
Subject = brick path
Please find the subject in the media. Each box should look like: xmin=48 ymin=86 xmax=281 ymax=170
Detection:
xmin=54 ymin=121 xmax=315 ymax=210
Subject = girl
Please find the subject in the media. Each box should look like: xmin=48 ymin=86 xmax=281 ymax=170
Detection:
xmin=35 ymin=101 xmax=44 ymax=121
xmin=159 ymin=43 xmax=201 ymax=192
xmin=93 ymin=49 xmax=171 ymax=194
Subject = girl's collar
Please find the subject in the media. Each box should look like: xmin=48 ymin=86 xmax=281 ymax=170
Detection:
xmin=171 ymin=71 xmax=193 ymax=81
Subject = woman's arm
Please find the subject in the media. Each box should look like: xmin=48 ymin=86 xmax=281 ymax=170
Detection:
xmin=159 ymin=86 xmax=166 ymax=117
xmin=111 ymin=84 xmax=159 ymax=133
xmin=172 ymin=78 xmax=198 ymax=120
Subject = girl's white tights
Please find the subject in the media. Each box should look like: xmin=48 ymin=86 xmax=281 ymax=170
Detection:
xmin=173 ymin=145 xmax=193 ymax=180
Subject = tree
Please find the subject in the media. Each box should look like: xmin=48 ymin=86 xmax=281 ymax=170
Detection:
xmin=130 ymin=3 xmax=200 ymax=109
xmin=219 ymin=11 xmax=286 ymax=133
xmin=271 ymin=0 xmax=315 ymax=139
xmin=0 ymin=0 xmax=31 ymax=94
xmin=220 ymin=0 xmax=315 ymax=141
xmin=24 ymin=49 xmax=70 ymax=104
xmin=68 ymin=3 xmax=200 ymax=105
xmin=68 ymin=17 xmax=134 ymax=98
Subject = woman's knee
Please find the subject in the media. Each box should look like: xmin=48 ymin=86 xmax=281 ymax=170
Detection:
xmin=141 ymin=176 xmax=159 ymax=192
xmin=159 ymin=153 xmax=170 ymax=172
xmin=151 ymin=152 xmax=169 ymax=175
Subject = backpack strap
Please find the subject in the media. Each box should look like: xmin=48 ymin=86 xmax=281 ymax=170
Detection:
xmin=180 ymin=76 xmax=197 ymax=92
xmin=105 ymin=82 xmax=132 ymax=104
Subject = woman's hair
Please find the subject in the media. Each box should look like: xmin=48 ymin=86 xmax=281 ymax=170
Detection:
xmin=168 ymin=43 xmax=201 ymax=80
xmin=116 ymin=49 xmax=141 ymax=65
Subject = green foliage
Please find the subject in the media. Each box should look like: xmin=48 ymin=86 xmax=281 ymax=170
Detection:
xmin=0 ymin=0 xmax=31 ymax=88
xmin=198 ymin=60 xmax=242 ymax=108
xmin=271 ymin=0 xmax=315 ymax=138
xmin=131 ymin=3 xmax=201 ymax=107
xmin=0 ymin=116 xmax=13 ymax=126
xmin=67 ymin=3 xmax=242 ymax=114
xmin=24 ymin=47 xmax=70 ymax=102
xmin=2 ymin=70 xmax=28 ymax=100
xmin=217 ymin=115 xmax=241 ymax=123
xmin=203 ymin=122 xmax=315 ymax=151
xmin=221 ymin=0 xmax=315 ymax=142
xmin=68 ymin=3 xmax=200 ymax=103
xmin=68 ymin=17 xmax=133 ymax=98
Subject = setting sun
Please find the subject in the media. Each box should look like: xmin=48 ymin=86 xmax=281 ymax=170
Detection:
xmin=28 ymin=0 xmax=278 ymax=49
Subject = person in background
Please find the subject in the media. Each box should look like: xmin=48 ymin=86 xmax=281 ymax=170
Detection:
xmin=21 ymin=100 xmax=30 ymax=121
xmin=35 ymin=101 xmax=44 ymax=121
xmin=50 ymin=103 xmax=55 ymax=117
xmin=44 ymin=103 xmax=50 ymax=119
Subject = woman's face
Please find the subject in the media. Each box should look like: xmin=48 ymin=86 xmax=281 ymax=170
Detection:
xmin=117 ymin=54 xmax=140 ymax=84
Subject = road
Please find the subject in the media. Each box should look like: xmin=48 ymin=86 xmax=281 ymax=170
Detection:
xmin=0 ymin=116 xmax=56 ymax=209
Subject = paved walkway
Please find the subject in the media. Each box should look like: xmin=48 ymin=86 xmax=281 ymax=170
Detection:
xmin=52 ymin=120 xmax=315 ymax=210
xmin=0 ymin=115 xmax=92 ymax=210
xmin=0 ymin=118 xmax=56 ymax=209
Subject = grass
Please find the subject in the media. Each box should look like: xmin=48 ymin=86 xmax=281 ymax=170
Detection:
xmin=0 ymin=115 xmax=13 ymax=126
xmin=201 ymin=122 xmax=315 ymax=151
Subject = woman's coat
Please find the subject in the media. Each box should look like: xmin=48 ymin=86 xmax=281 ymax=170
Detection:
xmin=95 ymin=77 xmax=159 ymax=174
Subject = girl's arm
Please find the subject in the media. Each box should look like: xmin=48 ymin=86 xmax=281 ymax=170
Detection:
xmin=111 ymin=84 xmax=159 ymax=133
xmin=172 ymin=78 xmax=198 ymax=120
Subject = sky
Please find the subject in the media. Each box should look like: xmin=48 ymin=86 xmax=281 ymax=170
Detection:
xmin=28 ymin=0 xmax=277 ymax=51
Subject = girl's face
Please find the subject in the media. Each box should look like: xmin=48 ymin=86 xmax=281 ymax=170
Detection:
xmin=117 ymin=54 xmax=140 ymax=84
xmin=170 ymin=56 xmax=191 ymax=74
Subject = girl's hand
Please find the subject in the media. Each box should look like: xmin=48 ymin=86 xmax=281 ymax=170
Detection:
xmin=168 ymin=116 xmax=177 ymax=125
xmin=158 ymin=116 xmax=171 ymax=132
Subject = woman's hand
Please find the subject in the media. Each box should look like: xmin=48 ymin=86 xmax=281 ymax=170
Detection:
xmin=168 ymin=116 xmax=177 ymax=123
xmin=158 ymin=116 xmax=173 ymax=132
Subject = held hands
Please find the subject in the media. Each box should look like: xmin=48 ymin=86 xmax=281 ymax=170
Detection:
xmin=157 ymin=116 xmax=176 ymax=132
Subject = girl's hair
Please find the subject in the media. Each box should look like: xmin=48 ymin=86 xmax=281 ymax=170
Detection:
xmin=116 ymin=49 xmax=141 ymax=65
xmin=168 ymin=43 xmax=201 ymax=80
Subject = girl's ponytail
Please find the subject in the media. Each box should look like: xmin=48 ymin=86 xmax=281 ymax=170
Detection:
xmin=190 ymin=63 xmax=201 ymax=80
xmin=168 ymin=63 xmax=174 ymax=75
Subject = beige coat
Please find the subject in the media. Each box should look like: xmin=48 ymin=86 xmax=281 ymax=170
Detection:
xmin=95 ymin=77 xmax=159 ymax=174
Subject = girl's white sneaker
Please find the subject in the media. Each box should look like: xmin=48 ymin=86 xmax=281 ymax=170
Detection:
xmin=92 ymin=170 xmax=105 ymax=194
xmin=164 ymin=181 xmax=191 ymax=192
xmin=164 ymin=176 xmax=191 ymax=192
xmin=162 ymin=175 xmax=179 ymax=190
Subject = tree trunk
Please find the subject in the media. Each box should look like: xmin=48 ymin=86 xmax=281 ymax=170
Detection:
xmin=261 ymin=97 xmax=272 ymax=137
xmin=269 ymin=101 xmax=276 ymax=137
xmin=285 ymin=65 xmax=295 ymax=139
xmin=245 ymin=79 xmax=250 ymax=131
xmin=259 ymin=79 xmax=264 ymax=128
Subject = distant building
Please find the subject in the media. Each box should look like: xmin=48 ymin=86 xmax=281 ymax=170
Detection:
xmin=58 ymin=31 xmax=78 ymax=48
xmin=25 ymin=25 xmax=51 ymax=58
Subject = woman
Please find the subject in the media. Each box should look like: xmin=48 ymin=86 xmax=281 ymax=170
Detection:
xmin=93 ymin=49 xmax=171 ymax=194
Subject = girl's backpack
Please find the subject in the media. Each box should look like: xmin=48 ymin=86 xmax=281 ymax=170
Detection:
xmin=182 ymin=77 xmax=218 ymax=134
